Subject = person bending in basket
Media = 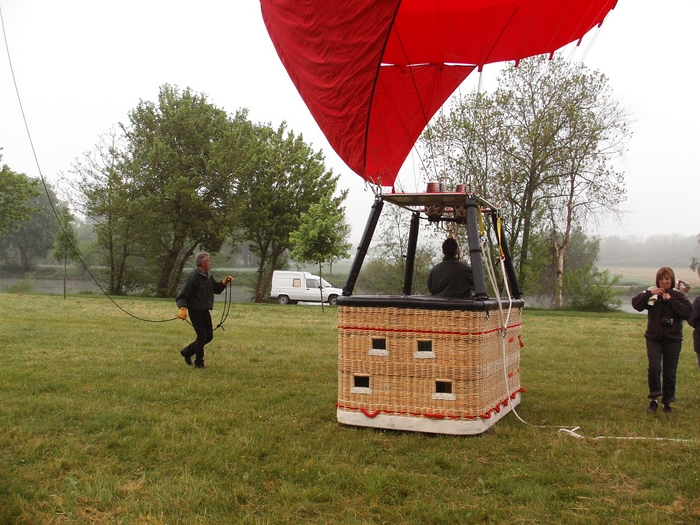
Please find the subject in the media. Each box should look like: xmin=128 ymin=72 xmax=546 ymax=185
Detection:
xmin=427 ymin=238 xmax=474 ymax=298
xmin=631 ymin=267 xmax=691 ymax=414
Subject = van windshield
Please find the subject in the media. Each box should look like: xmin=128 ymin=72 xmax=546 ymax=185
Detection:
xmin=321 ymin=279 xmax=333 ymax=288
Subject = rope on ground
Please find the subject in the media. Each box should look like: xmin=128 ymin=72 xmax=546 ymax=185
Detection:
xmin=479 ymin=216 xmax=696 ymax=444
xmin=2 ymin=11 xmax=232 ymax=328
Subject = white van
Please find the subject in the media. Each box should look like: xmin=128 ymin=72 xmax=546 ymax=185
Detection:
xmin=270 ymin=270 xmax=343 ymax=305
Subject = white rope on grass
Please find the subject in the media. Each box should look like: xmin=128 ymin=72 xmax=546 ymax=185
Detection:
xmin=559 ymin=427 xmax=695 ymax=443
xmin=479 ymin=217 xmax=696 ymax=444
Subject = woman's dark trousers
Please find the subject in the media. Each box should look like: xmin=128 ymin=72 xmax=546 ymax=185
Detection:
xmin=646 ymin=339 xmax=682 ymax=403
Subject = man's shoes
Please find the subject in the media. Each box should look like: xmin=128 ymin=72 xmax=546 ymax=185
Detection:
xmin=663 ymin=403 xmax=673 ymax=414
xmin=180 ymin=349 xmax=193 ymax=366
xmin=195 ymin=362 xmax=207 ymax=369
xmin=647 ymin=400 xmax=658 ymax=413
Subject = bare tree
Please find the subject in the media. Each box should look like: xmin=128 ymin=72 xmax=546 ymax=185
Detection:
xmin=420 ymin=55 xmax=630 ymax=300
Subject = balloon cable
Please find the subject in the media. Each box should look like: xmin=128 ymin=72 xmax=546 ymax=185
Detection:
xmin=1 ymin=9 xmax=229 ymax=327
xmin=480 ymin=211 xmax=694 ymax=443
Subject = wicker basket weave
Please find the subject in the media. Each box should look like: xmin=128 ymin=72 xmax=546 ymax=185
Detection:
xmin=337 ymin=304 xmax=523 ymax=434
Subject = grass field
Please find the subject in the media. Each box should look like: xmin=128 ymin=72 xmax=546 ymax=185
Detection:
xmin=2 ymin=293 xmax=700 ymax=524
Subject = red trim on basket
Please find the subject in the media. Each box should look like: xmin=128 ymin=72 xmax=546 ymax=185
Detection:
xmin=337 ymin=323 xmax=522 ymax=337
xmin=518 ymin=335 xmax=525 ymax=348
xmin=337 ymin=387 xmax=526 ymax=422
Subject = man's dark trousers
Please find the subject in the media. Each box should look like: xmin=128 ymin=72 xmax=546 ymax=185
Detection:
xmin=183 ymin=309 xmax=214 ymax=366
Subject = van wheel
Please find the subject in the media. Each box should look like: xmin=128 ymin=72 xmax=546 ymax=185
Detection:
xmin=328 ymin=295 xmax=338 ymax=306
xmin=278 ymin=295 xmax=290 ymax=305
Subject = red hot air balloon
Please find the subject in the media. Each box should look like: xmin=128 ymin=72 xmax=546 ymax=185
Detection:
xmin=260 ymin=0 xmax=617 ymax=190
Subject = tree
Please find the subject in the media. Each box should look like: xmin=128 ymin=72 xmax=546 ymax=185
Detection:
xmin=237 ymin=122 xmax=344 ymax=302
xmin=0 ymin=180 xmax=60 ymax=271
xmin=355 ymin=205 xmax=435 ymax=295
xmin=691 ymin=234 xmax=700 ymax=278
xmin=71 ymin=129 xmax=138 ymax=294
xmin=122 ymin=85 xmax=250 ymax=297
xmin=541 ymin=61 xmax=628 ymax=306
xmin=0 ymin=162 xmax=39 ymax=234
xmin=420 ymin=55 xmax=630 ymax=301
xmin=289 ymin=196 xmax=351 ymax=309
xmin=52 ymin=206 xmax=81 ymax=298
xmin=524 ymin=228 xmax=621 ymax=310
xmin=77 ymin=85 xmax=254 ymax=297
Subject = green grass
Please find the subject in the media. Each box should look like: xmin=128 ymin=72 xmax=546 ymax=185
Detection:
xmin=2 ymin=294 xmax=700 ymax=524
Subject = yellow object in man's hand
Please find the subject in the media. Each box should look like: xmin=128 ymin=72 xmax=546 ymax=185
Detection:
xmin=178 ymin=307 xmax=188 ymax=320
xmin=222 ymin=276 xmax=234 ymax=284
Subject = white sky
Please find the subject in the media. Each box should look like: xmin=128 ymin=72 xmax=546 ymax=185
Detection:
xmin=1 ymin=1 xmax=698 ymax=245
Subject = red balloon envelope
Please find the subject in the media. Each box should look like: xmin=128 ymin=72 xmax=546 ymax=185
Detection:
xmin=260 ymin=0 xmax=617 ymax=189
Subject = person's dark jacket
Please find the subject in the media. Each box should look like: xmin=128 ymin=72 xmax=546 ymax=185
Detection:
xmin=687 ymin=295 xmax=700 ymax=353
xmin=426 ymin=256 xmax=474 ymax=298
xmin=176 ymin=269 xmax=226 ymax=311
xmin=631 ymin=288 xmax=692 ymax=342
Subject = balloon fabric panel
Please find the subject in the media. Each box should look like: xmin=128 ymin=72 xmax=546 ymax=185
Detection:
xmin=260 ymin=0 xmax=617 ymax=189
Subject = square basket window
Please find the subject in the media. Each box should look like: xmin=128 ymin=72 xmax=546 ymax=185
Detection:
xmin=417 ymin=340 xmax=433 ymax=352
xmin=432 ymin=380 xmax=455 ymax=401
xmin=353 ymin=375 xmax=370 ymax=388
xmin=435 ymin=380 xmax=452 ymax=394
xmin=372 ymin=338 xmax=386 ymax=350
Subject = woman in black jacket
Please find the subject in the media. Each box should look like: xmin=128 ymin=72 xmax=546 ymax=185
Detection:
xmin=632 ymin=267 xmax=692 ymax=414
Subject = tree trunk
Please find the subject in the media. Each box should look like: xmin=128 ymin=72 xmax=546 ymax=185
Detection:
xmin=63 ymin=251 xmax=67 ymax=299
xmin=19 ymin=247 xmax=29 ymax=272
xmin=318 ymin=263 xmax=325 ymax=312
xmin=554 ymin=243 xmax=565 ymax=307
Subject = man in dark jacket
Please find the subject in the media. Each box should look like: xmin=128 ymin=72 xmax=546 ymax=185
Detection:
xmin=427 ymin=238 xmax=474 ymax=298
xmin=176 ymin=252 xmax=233 ymax=368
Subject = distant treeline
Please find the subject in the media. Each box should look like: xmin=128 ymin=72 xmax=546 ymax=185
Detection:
xmin=598 ymin=234 xmax=699 ymax=268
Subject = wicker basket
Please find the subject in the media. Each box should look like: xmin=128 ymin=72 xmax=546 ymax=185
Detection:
xmin=337 ymin=301 xmax=523 ymax=435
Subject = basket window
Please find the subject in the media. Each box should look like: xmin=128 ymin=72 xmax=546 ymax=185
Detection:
xmin=417 ymin=340 xmax=433 ymax=352
xmin=354 ymin=375 xmax=370 ymax=388
xmin=372 ymin=338 xmax=386 ymax=350
xmin=436 ymin=380 xmax=452 ymax=394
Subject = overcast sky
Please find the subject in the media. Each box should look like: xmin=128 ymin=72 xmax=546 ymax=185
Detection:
xmin=1 ymin=1 xmax=698 ymax=245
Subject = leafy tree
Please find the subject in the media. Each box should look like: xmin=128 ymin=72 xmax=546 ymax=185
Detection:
xmin=564 ymin=265 xmax=622 ymax=312
xmin=0 ymin=180 xmax=60 ymax=271
xmin=237 ymin=122 xmax=343 ymax=302
xmin=289 ymin=196 xmax=351 ymax=308
xmin=52 ymin=206 xmax=81 ymax=298
xmin=355 ymin=205 xmax=434 ymax=295
xmin=420 ymin=55 xmax=629 ymax=300
xmin=71 ymin=130 xmax=138 ymax=294
xmin=82 ymin=85 xmax=253 ymax=297
xmin=691 ymin=234 xmax=700 ymax=278
xmin=542 ymin=60 xmax=628 ymax=306
xmin=121 ymin=85 xmax=248 ymax=296
xmin=0 ymin=162 xmax=39 ymax=234
xmin=525 ymin=228 xmax=621 ymax=310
